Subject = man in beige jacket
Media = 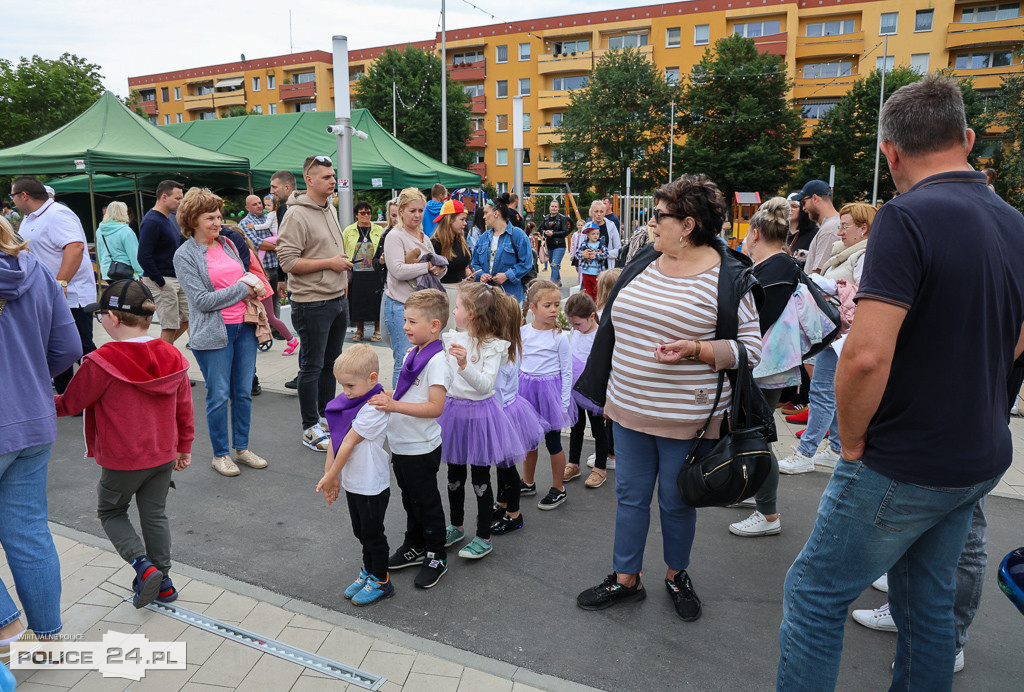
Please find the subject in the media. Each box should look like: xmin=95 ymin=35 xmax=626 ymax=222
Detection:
xmin=276 ymin=156 xmax=353 ymax=452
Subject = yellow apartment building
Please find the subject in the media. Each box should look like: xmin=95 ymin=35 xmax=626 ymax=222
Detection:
xmin=129 ymin=0 xmax=1024 ymax=192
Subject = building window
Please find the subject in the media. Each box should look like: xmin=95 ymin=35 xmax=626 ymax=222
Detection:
xmin=148 ymin=116 xmax=158 ymax=125
xmin=195 ymin=84 xmax=214 ymax=95
xmin=915 ymin=9 xmax=934 ymax=32
xmin=267 ymin=75 xmax=276 ymax=89
xmin=161 ymin=87 xmax=169 ymax=102
xmin=519 ymin=43 xmax=531 ymax=61
xmin=552 ymin=112 xmax=564 ymax=127
xmin=609 ymin=33 xmax=649 ymax=50
xmin=174 ymin=86 xmax=181 ymax=100
xmin=806 ymin=20 xmax=856 ymax=37
xmin=523 ymin=113 xmax=531 ymax=131
xmin=519 ymin=78 xmax=531 ymax=96
xmin=252 ymin=77 xmax=260 ymax=91
xmin=175 ymin=113 xmax=183 ymax=123
xmin=961 ymin=3 xmax=1020 ymax=22
xmin=453 ymin=50 xmax=484 ymax=65
xmin=876 ymin=56 xmax=895 ymax=73
xmin=464 ymin=83 xmax=485 ymax=97
xmin=801 ymin=101 xmax=837 ymax=119
xmin=496 ymin=45 xmax=508 ymax=63
xmin=496 ymin=182 xmax=509 ymax=195
xmin=955 ymin=50 xmax=1014 ymax=69
xmin=665 ymin=67 xmax=680 ymax=85
xmin=798 ymin=144 xmax=813 ymax=160
xmin=694 ymin=24 xmax=710 ymax=46
xmin=163 ymin=114 xmax=170 ymax=124
xmin=253 ymin=104 xmax=262 ymax=114
xmin=910 ymin=53 xmax=930 ymax=73
xmin=552 ymin=75 xmax=589 ymax=91
xmin=497 ymin=149 xmax=508 ymax=166
xmin=553 ymin=39 xmax=589 ymax=55
xmin=666 ymin=27 xmax=681 ymax=48
xmin=879 ymin=12 xmax=898 ymax=35
xmin=140 ymin=90 xmax=156 ymax=101
xmin=802 ymin=61 xmax=854 ymax=78
xmin=471 ymin=117 xmax=485 ymax=130
xmin=496 ymin=114 xmax=508 ymax=132
xmin=295 ymin=102 xmax=316 ymax=112
xmin=269 ymin=103 xmax=277 ymax=114
xmin=473 ymin=151 xmax=485 ymax=164
xmin=198 ymin=111 xmax=216 ymax=120
xmin=551 ymin=147 xmax=562 ymax=163
xmin=294 ymin=72 xmax=315 ymax=84
xmin=734 ymin=20 xmax=781 ymax=38
xmin=496 ymin=80 xmax=508 ymax=98
xmin=523 ymin=148 xmax=531 ymax=165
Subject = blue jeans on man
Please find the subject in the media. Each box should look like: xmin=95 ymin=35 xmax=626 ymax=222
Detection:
xmin=549 ymin=247 xmax=566 ymax=285
xmin=192 ymin=323 xmax=257 ymax=457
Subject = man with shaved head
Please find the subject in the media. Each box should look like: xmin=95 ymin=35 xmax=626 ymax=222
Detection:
xmin=241 ymin=193 xmax=282 ymax=318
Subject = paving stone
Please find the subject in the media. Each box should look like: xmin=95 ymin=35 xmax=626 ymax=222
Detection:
xmin=403 ymin=672 xmax=461 ymax=692
xmin=188 ymin=639 xmax=261 ymax=688
xmin=457 ymin=668 xmax=514 ymax=692
xmin=287 ymin=613 xmax=333 ymax=631
xmin=237 ymin=600 xmax=292 ymax=639
xmin=75 ymin=586 xmax=124 ymax=609
xmin=175 ymin=627 xmax=223 ymax=666
xmin=127 ymin=663 xmax=199 ymax=691
xmin=358 ymin=650 xmax=414 ymax=687
xmin=236 ymin=652 xmax=305 ymax=691
xmin=60 ymin=565 xmax=119 ymax=610
xmin=317 ymin=628 xmax=373 ymax=669
xmin=86 ymin=551 xmax=124 ymax=569
xmin=411 ymin=653 xmax=463 ymax=678
xmin=25 ymin=664 xmax=88 ymax=688
xmin=174 ymin=580 xmax=223 ymax=605
xmin=59 ymin=603 xmax=116 ymax=638
xmin=67 ymin=671 xmax=131 ymax=692
xmin=277 ymin=625 xmax=329 ymax=653
xmin=103 ymin=601 xmax=157 ymax=626
xmin=289 ymin=675 xmax=351 ymax=691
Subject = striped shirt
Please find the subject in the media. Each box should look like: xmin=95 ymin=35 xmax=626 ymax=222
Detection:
xmin=604 ymin=261 xmax=761 ymax=440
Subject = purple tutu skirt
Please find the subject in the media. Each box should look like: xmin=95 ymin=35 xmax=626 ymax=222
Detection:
xmin=438 ymin=395 xmax=519 ymax=467
xmin=518 ymin=372 xmax=572 ymax=432
xmin=568 ymin=355 xmax=604 ymax=426
xmin=502 ymin=395 xmax=546 ymax=459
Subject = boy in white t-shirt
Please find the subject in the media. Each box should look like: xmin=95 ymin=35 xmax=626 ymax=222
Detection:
xmin=317 ymin=345 xmax=392 ymax=606
xmin=369 ymin=289 xmax=453 ymax=590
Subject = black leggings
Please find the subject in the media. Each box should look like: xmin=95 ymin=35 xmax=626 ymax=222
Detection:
xmin=607 ymin=421 xmax=615 ymax=457
xmin=447 ymin=465 xmax=493 ymax=540
xmin=569 ymin=406 xmax=607 ymax=469
xmin=495 ymin=465 xmax=521 ymax=513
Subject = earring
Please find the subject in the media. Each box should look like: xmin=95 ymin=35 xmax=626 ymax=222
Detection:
xmin=680 ymin=234 xmax=690 ymax=248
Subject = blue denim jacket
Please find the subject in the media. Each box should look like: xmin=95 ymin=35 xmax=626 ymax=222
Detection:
xmin=471 ymin=225 xmax=533 ymax=301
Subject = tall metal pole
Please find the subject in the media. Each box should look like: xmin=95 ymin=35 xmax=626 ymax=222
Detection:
xmin=392 ymin=82 xmax=397 ymax=136
xmin=871 ymin=34 xmax=888 ymax=206
xmin=669 ymin=101 xmax=675 ymax=183
xmin=441 ymin=0 xmax=448 ymax=164
xmin=333 ymin=36 xmax=354 ymax=229
xmin=513 ymin=96 xmax=524 ymax=214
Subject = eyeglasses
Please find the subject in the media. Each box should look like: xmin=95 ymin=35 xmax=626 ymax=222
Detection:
xmin=652 ymin=208 xmax=685 ymax=223
xmin=838 ymin=223 xmax=856 ymax=230
xmin=356 ymin=209 xmax=371 ymax=215
xmin=93 ymin=311 xmax=107 ymax=324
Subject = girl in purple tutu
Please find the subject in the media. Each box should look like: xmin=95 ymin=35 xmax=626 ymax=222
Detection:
xmin=519 ymin=279 xmax=572 ymax=510
xmin=438 ymin=283 xmax=514 ymax=560
xmin=562 ymin=292 xmax=609 ymax=489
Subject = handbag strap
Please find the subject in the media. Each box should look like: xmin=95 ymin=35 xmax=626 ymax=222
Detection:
xmin=685 ymin=342 xmax=751 ymax=464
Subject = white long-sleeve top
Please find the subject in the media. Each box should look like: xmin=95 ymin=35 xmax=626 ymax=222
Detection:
xmin=442 ymin=330 xmax=510 ymax=401
xmin=520 ymin=323 xmax=572 ymax=410
xmin=495 ymin=360 xmax=520 ymax=407
xmin=569 ymin=327 xmax=597 ymax=364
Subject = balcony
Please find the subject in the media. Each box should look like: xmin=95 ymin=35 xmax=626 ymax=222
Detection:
xmin=793 ymin=74 xmax=859 ymax=100
xmin=468 ymin=162 xmax=486 ymax=181
xmin=536 ymin=45 xmax=652 ymax=75
xmin=183 ymin=90 xmax=246 ymax=111
xmin=948 ymin=63 xmax=1021 ymax=89
xmin=946 ymin=17 xmax=1024 ymax=50
xmin=753 ymin=32 xmax=788 ymax=57
xmin=537 ymin=160 xmax=566 ymax=182
xmin=537 ymin=125 xmax=563 ymax=146
xmin=466 ymin=129 xmax=486 ymax=148
xmin=137 ymin=100 xmax=158 ymax=116
xmin=449 ymin=60 xmax=486 ymax=81
xmin=280 ymin=82 xmax=316 ymax=102
xmin=471 ymin=95 xmax=486 ymax=114
xmin=795 ymin=32 xmax=864 ymax=59
xmin=538 ymin=90 xmax=572 ymax=110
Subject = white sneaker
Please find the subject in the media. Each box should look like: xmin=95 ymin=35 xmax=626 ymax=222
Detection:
xmin=212 ymin=455 xmax=240 ymax=477
xmin=586 ymin=453 xmax=615 ymax=470
xmin=851 ymin=602 xmax=896 ymax=632
xmin=1012 ymin=401 xmax=1021 ymax=417
xmin=728 ymin=511 xmax=781 ymax=537
xmin=303 ymin=424 xmax=331 ymax=452
xmin=954 ymin=648 xmax=964 ymax=673
xmin=234 ymin=449 xmax=268 ymax=469
xmin=812 ymin=446 xmax=839 ymax=468
xmin=871 ymin=574 xmax=889 ymax=593
xmin=778 ymin=451 xmax=815 ymax=475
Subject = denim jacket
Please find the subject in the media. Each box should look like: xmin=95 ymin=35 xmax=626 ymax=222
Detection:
xmin=471 ymin=225 xmax=533 ymax=301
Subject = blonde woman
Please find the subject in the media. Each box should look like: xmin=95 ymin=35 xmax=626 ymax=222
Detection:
xmin=589 ymin=199 xmax=622 ymax=269
xmin=95 ymin=202 xmax=144 ymax=281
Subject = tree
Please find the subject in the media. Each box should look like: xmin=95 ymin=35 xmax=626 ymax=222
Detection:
xmin=558 ymin=47 xmax=679 ymax=194
xmin=676 ymin=35 xmax=802 ymax=206
xmin=0 ymin=53 xmax=105 ymax=148
xmin=355 ymin=47 xmax=473 ymax=169
xmin=997 ymin=59 xmax=1024 ymax=207
xmin=800 ymin=68 xmax=991 ymax=203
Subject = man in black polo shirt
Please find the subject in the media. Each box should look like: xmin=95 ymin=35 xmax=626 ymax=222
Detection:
xmin=138 ymin=180 xmax=186 ymax=345
xmin=777 ymin=74 xmax=1024 ymax=691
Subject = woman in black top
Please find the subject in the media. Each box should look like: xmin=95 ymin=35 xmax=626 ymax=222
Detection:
xmin=431 ymin=200 xmax=473 ymax=329
xmin=786 ymin=191 xmax=818 ymax=269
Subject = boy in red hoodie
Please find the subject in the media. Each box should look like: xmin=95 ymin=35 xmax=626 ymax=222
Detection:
xmin=55 ymin=280 xmax=193 ymax=608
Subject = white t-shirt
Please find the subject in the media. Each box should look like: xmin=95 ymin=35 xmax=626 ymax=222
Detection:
xmin=520 ymin=323 xmax=572 ymax=410
xmin=442 ymin=330 xmax=509 ymax=401
xmin=568 ymin=328 xmax=597 ymax=363
xmin=341 ymin=406 xmax=391 ymax=495
xmin=386 ymin=350 xmax=452 ymax=454
xmin=19 ymin=199 xmax=96 ymax=308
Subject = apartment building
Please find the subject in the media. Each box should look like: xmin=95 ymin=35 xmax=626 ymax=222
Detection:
xmin=129 ymin=0 xmax=1024 ymax=192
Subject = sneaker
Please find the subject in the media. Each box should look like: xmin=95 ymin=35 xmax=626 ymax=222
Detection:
xmin=283 ymin=337 xmax=299 ymax=356
xmin=212 ymin=455 xmax=240 ymax=477
xmin=954 ymin=648 xmax=964 ymax=673
xmin=490 ymin=513 xmax=523 ymax=535
xmin=458 ymin=536 xmax=493 ymax=559
xmin=812 ymin=447 xmax=840 ymax=468
xmin=388 ymin=545 xmax=425 ymax=570
xmin=351 ymin=575 xmax=394 ymax=606
xmin=156 ymin=577 xmax=177 ymax=603
xmin=414 ymin=553 xmax=448 ymax=589
xmin=491 ymin=503 xmax=506 ymax=522
xmin=344 ymin=569 xmax=369 ymax=599
xmin=795 ymin=428 xmax=805 ymax=438
xmin=538 ymin=487 xmax=567 ymax=510
xmin=285 ymin=377 xmax=298 ymax=390
xmin=586 ymin=453 xmax=597 ymax=468
xmin=251 ymin=377 xmax=262 ymax=396
xmin=781 ymin=403 xmax=808 ymax=416
xmin=303 ymin=424 xmax=330 ymax=452
xmin=577 ymin=573 xmax=646 ymax=610
xmin=584 ymin=468 xmax=607 ymax=488
xmin=666 ymin=571 xmax=702 ymax=622
xmin=777 ymin=400 xmax=791 ymax=409
xmin=872 ymin=574 xmax=889 ymax=593
xmin=131 ymin=560 xmax=163 ymax=608
xmin=563 ymin=463 xmax=581 ymax=482
xmin=520 ymin=480 xmax=537 ymax=496
xmin=785 ymin=409 xmax=810 ymax=423
xmin=606 ymin=456 xmax=616 ymax=470
xmin=851 ymin=602 xmax=896 ymax=632
xmin=778 ymin=451 xmax=815 ymax=475
xmin=234 ymin=449 xmax=268 ymax=469
xmin=727 ymin=496 xmax=757 ymax=509
xmin=729 ymin=511 xmax=781 ymax=537
xmin=444 ymin=525 xmax=465 ymax=548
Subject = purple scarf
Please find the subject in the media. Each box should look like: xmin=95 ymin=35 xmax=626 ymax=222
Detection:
xmin=394 ymin=340 xmax=444 ymax=401
xmin=324 ymin=383 xmax=384 ymax=444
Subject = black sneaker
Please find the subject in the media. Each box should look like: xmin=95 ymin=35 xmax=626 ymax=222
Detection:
xmin=666 ymin=570 xmax=702 ymax=622
xmin=285 ymin=377 xmax=298 ymax=390
xmin=251 ymin=376 xmax=262 ymax=396
xmin=577 ymin=573 xmax=646 ymax=610
xmin=520 ymin=480 xmax=537 ymax=496
xmin=492 ymin=503 xmax=506 ymax=521
xmin=413 ymin=552 xmax=448 ymax=589
xmin=490 ymin=513 xmax=523 ymax=535
xmin=538 ymin=487 xmax=566 ymax=510
xmin=388 ymin=545 xmax=426 ymax=570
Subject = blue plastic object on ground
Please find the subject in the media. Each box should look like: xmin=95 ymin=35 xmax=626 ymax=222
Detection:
xmin=998 ymin=546 xmax=1024 ymax=615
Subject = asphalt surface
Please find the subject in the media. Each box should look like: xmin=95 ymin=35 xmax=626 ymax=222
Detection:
xmin=48 ymin=389 xmax=1022 ymax=691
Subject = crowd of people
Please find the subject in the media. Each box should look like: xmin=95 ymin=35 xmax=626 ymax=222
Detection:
xmin=1 ymin=73 xmax=1023 ymax=691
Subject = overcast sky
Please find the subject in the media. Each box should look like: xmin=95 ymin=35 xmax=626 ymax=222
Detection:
xmin=3 ymin=0 xmax=668 ymax=97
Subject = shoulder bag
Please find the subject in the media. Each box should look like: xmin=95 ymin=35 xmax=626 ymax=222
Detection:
xmin=794 ymin=258 xmax=841 ymax=359
xmin=510 ymin=228 xmax=539 ymax=288
xmin=99 ymin=232 xmax=135 ymax=281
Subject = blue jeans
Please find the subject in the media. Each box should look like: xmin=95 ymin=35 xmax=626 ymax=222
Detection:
xmin=954 ymin=499 xmax=987 ymax=652
xmin=193 ymin=323 xmax=257 ymax=457
xmin=0 ymin=444 xmax=62 ymax=637
xmin=384 ymin=295 xmax=412 ymax=387
xmin=549 ymin=247 xmax=566 ymax=284
xmin=797 ymin=345 xmax=840 ymax=457
xmin=777 ymin=459 xmax=1001 ymax=691
xmin=611 ymin=423 xmax=713 ymax=574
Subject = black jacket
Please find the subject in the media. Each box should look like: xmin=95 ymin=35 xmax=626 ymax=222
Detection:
xmin=539 ymin=213 xmax=570 ymax=251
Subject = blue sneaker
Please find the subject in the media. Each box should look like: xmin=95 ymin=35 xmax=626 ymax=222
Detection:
xmin=344 ymin=569 xmax=369 ymax=600
xmin=351 ymin=574 xmax=394 ymax=607
xmin=131 ymin=558 xmax=164 ymax=608
xmin=156 ymin=577 xmax=178 ymax=603
xmin=445 ymin=525 xmax=465 ymax=548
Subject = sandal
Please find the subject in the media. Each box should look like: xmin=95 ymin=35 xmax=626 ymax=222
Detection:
xmin=370 ymin=331 xmax=382 ymax=342
xmin=352 ymin=329 xmax=364 ymax=342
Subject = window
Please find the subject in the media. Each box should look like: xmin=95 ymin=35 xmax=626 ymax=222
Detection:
xmin=349 ymin=69 xmax=363 ymax=82
xmin=609 ymin=33 xmax=649 ymax=50
xmin=962 ymin=3 xmax=1020 ymax=22
xmin=554 ymin=39 xmax=589 ymax=55
xmin=269 ymin=103 xmax=277 ymax=114
xmin=471 ymin=117 xmax=485 ymax=130
xmin=140 ymin=90 xmax=156 ymax=101
xmin=523 ymin=148 xmax=531 ymax=165
xmin=198 ymin=111 xmax=216 ymax=120
xmin=464 ymin=83 xmax=485 ymax=98
xmin=523 ymin=113 xmax=531 ymax=131
xmin=798 ymin=144 xmax=813 ymax=160
xmin=666 ymin=27 xmax=681 ymax=48
xmin=552 ymin=112 xmax=564 ymax=127
xmin=976 ymin=88 xmax=1000 ymax=112
xmin=519 ymin=78 xmax=531 ymax=96
xmin=163 ymin=114 xmax=170 ymax=124
xmin=876 ymin=56 xmax=895 ymax=72
xmin=665 ymin=67 xmax=680 ymax=85
xmin=161 ymin=87 xmax=169 ymax=102
xmin=915 ymin=9 xmax=933 ymax=32
xmin=801 ymin=102 xmax=837 ymax=119
xmin=879 ymin=12 xmax=898 ymax=35
xmin=552 ymin=75 xmax=589 ymax=91
xmin=195 ymin=84 xmax=214 ymax=95
xmin=802 ymin=61 xmax=854 ymax=78
xmin=910 ymin=53 xmax=930 ymax=74
xmin=955 ymin=50 xmax=1013 ymax=69
xmin=497 ymin=148 xmax=508 ymax=166
xmin=294 ymin=71 xmax=315 ymax=84
xmin=496 ymin=114 xmax=508 ymax=132
xmin=694 ymin=24 xmax=710 ymax=46
xmin=496 ymin=45 xmax=508 ymax=63
xmin=734 ymin=20 xmax=781 ymax=38
xmin=453 ymin=50 xmax=484 ymax=65
xmin=472 ymin=151 xmax=485 ymax=164
xmin=175 ymin=113 xmax=183 ymax=123
xmin=267 ymin=75 xmax=276 ymax=89
xmin=496 ymin=80 xmax=508 ymax=98
xmin=806 ymin=20 xmax=856 ymax=37
xmin=252 ymin=77 xmax=260 ymax=91
xmin=519 ymin=43 xmax=531 ymax=61
xmin=295 ymin=102 xmax=316 ymax=112
xmin=174 ymin=86 xmax=181 ymax=100
xmin=496 ymin=182 xmax=508 ymax=195
xmin=148 ymin=116 xmax=158 ymax=125
xmin=551 ymin=147 xmax=563 ymax=163
xmin=253 ymin=104 xmax=262 ymax=114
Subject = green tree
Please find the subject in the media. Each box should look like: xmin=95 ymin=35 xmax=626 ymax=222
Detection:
xmin=558 ymin=47 xmax=679 ymax=194
xmin=676 ymin=35 xmax=802 ymax=206
xmin=355 ymin=47 xmax=473 ymax=169
xmin=997 ymin=61 xmax=1024 ymax=207
xmin=0 ymin=53 xmax=105 ymax=148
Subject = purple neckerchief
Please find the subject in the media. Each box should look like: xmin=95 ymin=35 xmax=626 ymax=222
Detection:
xmin=394 ymin=340 xmax=444 ymax=401
xmin=324 ymin=383 xmax=384 ymax=444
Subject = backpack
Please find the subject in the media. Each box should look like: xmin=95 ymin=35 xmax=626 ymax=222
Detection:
xmin=510 ymin=227 xmax=539 ymax=288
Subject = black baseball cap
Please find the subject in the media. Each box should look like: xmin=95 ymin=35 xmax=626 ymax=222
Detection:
xmin=83 ymin=280 xmax=156 ymax=315
xmin=792 ymin=180 xmax=832 ymax=201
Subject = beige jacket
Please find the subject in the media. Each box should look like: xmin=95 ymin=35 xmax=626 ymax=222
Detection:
xmin=276 ymin=191 xmax=348 ymax=302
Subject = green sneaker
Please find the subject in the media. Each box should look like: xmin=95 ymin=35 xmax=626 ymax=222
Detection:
xmin=458 ymin=536 xmax=493 ymax=559
xmin=445 ymin=525 xmax=465 ymax=548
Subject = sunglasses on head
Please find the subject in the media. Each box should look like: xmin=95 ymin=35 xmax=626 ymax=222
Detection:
xmin=313 ymin=155 xmax=332 ymax=164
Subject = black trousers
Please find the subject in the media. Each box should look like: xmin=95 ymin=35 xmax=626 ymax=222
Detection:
xmin=495 ymin=465 xmax=521 ymax=513
xmin=391 ymin=446 xmax=446 ymax=558
xmin=346 ymin=488 xmax=390 ymax=579
xmin=290 ymin=297 xmax=348 ymax=429
xmin=569 ymin=406 xmax=608 ymax=469
xmin=607 ymin=420 xmax=615 ymax=457
xmin=447 ymin=464 xmax=493 ymax=540
xmin=54 ymin=307 xmax=96 ymax=394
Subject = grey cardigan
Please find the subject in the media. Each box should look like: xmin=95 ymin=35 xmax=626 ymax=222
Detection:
xmin=172 ymin=237 xmax=251 ymax=351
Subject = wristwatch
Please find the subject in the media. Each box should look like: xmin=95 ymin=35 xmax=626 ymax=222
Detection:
xmin=58 ymin=279 xmax=69 ymax=288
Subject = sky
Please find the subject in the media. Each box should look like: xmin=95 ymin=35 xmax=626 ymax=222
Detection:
xmin=2 ymin=0 xmax=673 ymax=97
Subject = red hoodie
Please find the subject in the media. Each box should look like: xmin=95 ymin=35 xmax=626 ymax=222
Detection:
xmin=55 ymin=338 xmax=194 ymax=471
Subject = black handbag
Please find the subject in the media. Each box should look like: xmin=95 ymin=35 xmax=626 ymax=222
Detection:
xmin=99 ymin=233 xmax=134 ymax=281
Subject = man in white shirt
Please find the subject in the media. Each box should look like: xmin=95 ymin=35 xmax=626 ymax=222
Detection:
xmin=12 ymin=176 xmax=97 ymax=392
xmin=795 ymin=180 xmax=840 ymax=274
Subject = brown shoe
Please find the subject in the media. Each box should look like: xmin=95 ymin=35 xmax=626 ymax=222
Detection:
xmin=585 ymin=468 xmax=607 ymax=488
xmin=563 ymin=463 xmax=582 ymax=482
xmin=780 ymin=403 xmax=808 ymax=416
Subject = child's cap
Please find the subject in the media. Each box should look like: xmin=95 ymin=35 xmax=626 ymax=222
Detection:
xmin=84 ymin=280 xmax=156 ymax=315
xmin=583 ymin=221 xmax=600 ymax=231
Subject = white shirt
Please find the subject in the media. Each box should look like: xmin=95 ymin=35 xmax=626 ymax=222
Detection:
xmin=442 ymin=330 xmax=509 ymax=401
xmin=569 ymin=328 xmax=597 ymax=363
xmin=341 ymin=406 xmax=391 ymax=495
xmin=520 ymin=323 xmax=572 ymax=410
xmin=386 ymin=350 xmax=452 ymax=454
xmin=19 ymin=199 xmax=96 ymax=307
xmin=495 ymin=360 xmax=521 ymax=407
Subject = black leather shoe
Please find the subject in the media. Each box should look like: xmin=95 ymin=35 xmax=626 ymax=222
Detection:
xmin=490 ymin=513 xmax=523 ymax=535
xmin=285 ymin=377 xmax=298 ymax=390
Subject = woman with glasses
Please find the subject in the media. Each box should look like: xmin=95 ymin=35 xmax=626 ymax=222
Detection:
xmin=343 ymin=200 xmax=384 ymax=342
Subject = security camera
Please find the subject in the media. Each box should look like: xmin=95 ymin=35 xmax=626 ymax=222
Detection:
xmin=326 ymin=124 xmax=342 ymax=135
xmin=352 ymin=129 xmax=369 ymax=141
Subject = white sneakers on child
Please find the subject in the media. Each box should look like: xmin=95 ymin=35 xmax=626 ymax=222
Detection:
xmin=728 ymin=511 xmax=781 ymax=537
